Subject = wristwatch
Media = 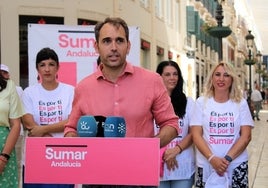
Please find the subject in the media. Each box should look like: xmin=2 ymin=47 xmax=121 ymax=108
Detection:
xmin=224 ymin=155 xmax=233 ymax=162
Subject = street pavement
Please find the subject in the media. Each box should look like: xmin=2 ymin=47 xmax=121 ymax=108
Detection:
xmin=248 ymin=104 xmax=268 ymax=188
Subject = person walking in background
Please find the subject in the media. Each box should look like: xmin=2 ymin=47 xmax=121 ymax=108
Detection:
xmin=0 ymin=64 xmax=24 ymax=188
xmin=64 ymin=17 xmax=179 ymax=188
xmin=190 ymin=62 xmax=253 ymax=188
xmin=21 ymin=48 xmax=74 ymax=188
xmin=243 ymin=88 xmax=248 ymax=100
xmin=265 ymin=88 xmax=268 ymax=104
xmin=260 ymin=89 xmax=265 ymax=102
xmin=251 ymin=84 xmax=263 ymax=121
xmin=155 ymin=60 xmax=195 ymax=188
xmin=0 ymin=63 xmax=24 ymax=187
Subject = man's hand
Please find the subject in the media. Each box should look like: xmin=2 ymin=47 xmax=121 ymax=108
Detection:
xmin=64 ymin=132 xmax=78 ymax=137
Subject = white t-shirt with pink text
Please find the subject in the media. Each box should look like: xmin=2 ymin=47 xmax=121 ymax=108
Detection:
xmin=190 ymin=96 xmax=254 ymax=180
xmin=155 ymin=97 xmax=195 ymax=180
xmin=22 ymin=82 xmax=74 ymax=137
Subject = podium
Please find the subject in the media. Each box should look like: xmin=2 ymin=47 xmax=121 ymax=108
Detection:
xmin=25 ymin=137 xmax=160 ymax=186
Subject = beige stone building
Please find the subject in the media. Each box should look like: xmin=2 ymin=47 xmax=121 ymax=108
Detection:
xmin=0 ymin=0 xmax=259 ymax=99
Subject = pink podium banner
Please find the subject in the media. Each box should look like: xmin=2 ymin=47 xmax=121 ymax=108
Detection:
xmin=25 ymin=137 xmax=160 ymax=185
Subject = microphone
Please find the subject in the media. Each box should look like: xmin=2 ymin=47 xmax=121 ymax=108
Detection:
xmin=94 ymin=115 xmax=106 ymax=137
xmin=104 ymin=116 xmax=126 ymax=137
xmin=77 ymin=115 xmax=98 ymax=137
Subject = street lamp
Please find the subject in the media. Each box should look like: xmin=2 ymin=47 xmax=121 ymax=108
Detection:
xmin=256 ymin=51 xmax=262 ymax=88
xmin=244 ymin=30 xmax=255 ymax=95
xmin=207 ymin=0 xmax=232 ymax=62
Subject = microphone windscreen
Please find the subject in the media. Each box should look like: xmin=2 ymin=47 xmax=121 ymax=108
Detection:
xmin=104 ymin=116 xmax=126 ymax=137
xmin=94 ymin=115 xmax=106 ymax=137
xmin=77 ymin=115 xmax=97 ymax=137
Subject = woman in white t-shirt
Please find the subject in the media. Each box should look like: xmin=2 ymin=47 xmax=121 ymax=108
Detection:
xmin=21 ymin=48 xmax=74 ymax=188
xmin=155 ymin=60 xmax=195 ymax=188
xmin=190 ymin=62 xmax=254 ymax=188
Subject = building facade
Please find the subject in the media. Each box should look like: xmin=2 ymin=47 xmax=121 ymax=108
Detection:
xmin=0 ymin=0 xmax=260 ymax=99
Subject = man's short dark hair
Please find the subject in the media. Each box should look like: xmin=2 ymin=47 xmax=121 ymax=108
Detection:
xmin=94 ymin=17 xmax=129 ymax=43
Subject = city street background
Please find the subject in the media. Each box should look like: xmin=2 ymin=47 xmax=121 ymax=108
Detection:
xmin=247 ymin=0 xmax=268 ymax=55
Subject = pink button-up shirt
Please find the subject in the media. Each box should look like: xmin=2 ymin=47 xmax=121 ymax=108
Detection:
xmin=65 ymin=63 xmax=178 ymax=137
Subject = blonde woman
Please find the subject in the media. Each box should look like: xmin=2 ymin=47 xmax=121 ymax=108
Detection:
xmin=190 ymin=62 xmax=253 ymax=187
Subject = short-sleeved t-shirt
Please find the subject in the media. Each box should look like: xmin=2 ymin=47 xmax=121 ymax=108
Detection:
xmin=22 ymin=82 xmax=74 ymax=137
xmin=0 ymin=79 xmax=24 ymax=127
xmin=190 ymin=96 xmax=254 ymax=167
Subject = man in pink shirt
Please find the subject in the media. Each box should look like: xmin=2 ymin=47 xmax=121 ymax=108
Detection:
xmin=65 ymin=17 xmax=178 ymax=147
xmin=65 ymin=17 xmax=178 ymax=151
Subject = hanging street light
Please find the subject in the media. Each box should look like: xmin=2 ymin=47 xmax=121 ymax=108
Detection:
xmin=244 ymin=30 xmax=255 ymax=95
xmin=244 ymin=30 xmax=256 ymax=119
xmin=206 ymin=0 xmax=232 ymax=62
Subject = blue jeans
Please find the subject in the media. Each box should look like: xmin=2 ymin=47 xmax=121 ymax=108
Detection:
xmin=159 ymin=174 xmax=194 ymax=188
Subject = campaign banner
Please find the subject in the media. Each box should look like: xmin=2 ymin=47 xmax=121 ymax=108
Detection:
xmin=28 ymin=24 xmax=140 ymax=86
xmin=25 ymin=137 xmax=160 ymax=185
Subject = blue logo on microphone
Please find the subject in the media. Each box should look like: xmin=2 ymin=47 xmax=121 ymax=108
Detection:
xmin=77 ymin=116 xmax=97 ymax=137
xmin=104 ymin=116 xmax=126 ymax=137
